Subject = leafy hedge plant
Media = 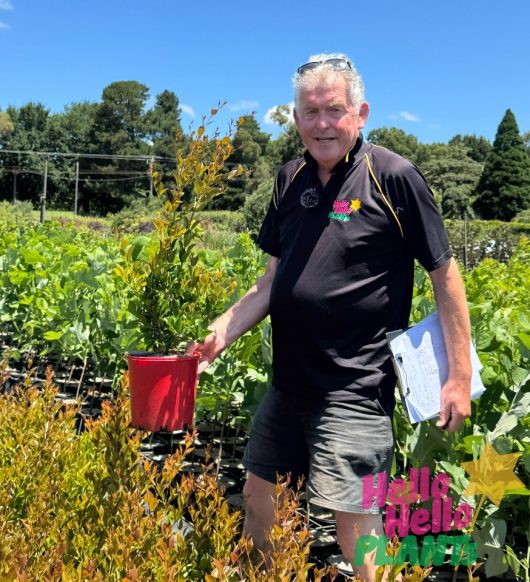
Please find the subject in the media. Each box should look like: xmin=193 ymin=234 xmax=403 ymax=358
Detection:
xmin=0 ymin=217 xmax=270 ymax=417
xmin=446 ymin=219 xmax=530 ymax=268
xmin=0 ymin=200 xmax=34 ymax=224
xmin=110 ymin=196 xmax=163 ymax=233
xmin=512 ymin=209 xmax=530 ymax=224
xmin=116 ymin=114 xmax=246 ymax=353
xmin=0 ymin=220 xmax=134 ymax=379
xmin=0 ymin=367 xmax=321 ymax=581
xmin=243 ymin=177 xmax=274 ymax=239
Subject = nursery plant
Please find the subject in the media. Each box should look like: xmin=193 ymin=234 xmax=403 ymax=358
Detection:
xmin=117 ymin=111 xmax=245 ymax=354
xmin=115 ymin=112 xmax=246 ymax=431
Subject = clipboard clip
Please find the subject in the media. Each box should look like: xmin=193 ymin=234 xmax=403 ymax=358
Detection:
xmin=395 ymin=355 xmax=410 ymax=396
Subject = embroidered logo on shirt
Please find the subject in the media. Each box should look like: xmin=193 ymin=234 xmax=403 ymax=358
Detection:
xmin=350 ymin=198 xmax=362 ymax=212
xmin=300 ymin=187 xmax=320 ymax=208
xmin=328 ymin=198 xmax=362 ymax=222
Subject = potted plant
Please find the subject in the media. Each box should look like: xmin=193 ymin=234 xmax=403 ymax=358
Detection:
xmin=118 ymin=112 xmax=244 ymax=431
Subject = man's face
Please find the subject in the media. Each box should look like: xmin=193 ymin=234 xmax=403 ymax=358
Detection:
xmin=294 ymin=77 xmax=369 ymax=172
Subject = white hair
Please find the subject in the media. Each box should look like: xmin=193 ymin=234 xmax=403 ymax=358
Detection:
xmin=293 ymin=52 xmax=365 ymax=112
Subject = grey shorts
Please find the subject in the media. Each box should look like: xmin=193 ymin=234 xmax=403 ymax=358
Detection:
xmin=242 ymin=386 xmax=394 ymax=514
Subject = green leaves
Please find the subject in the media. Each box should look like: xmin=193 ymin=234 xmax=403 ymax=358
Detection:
xmin=0 ymin=221 xmax=134 ymax=378
xmin=120 ymin=110 xmax=244 ymax=354
xmin=43 ymin=330 xmax=64 ymax=341
xmin=474 ymin=518 xmax=509 ymax=577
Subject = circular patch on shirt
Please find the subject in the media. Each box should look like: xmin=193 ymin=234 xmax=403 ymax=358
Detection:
xmin=300 ymin=187 xmax=320 ymax=208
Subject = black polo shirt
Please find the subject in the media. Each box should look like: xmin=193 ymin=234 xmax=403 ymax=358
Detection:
xmin=257 ymin=137 xmax=452 ymax=408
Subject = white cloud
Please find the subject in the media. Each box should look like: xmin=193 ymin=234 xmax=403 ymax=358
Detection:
xmin=0 ymin=0 xmax=12 ymax=30
xmin=229 ymin=100 xmax=259 ymax=112
xmin=264 ymin=102 xmax=295 ymax=126
xmin=399 ymin=111 xmax=420 ymax=122
xmin=179 ymin=104 xmax=195 ymax=118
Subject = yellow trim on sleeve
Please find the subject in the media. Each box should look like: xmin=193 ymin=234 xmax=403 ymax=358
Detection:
xmin=272 ymin=173 xmax=281 ymax=209
xmin=273 ymin=160 xmax=307 ymax=209
xmin=290 ymin=160 xmax=306 ymax=183
xmin=364 ymin=153 xmax=404 ymax=238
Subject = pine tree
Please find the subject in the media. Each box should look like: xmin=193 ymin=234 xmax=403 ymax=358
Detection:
xmin=474 ymin=109 xmax=530 ymax=221
xmin=212 ymin=115 xmax=272 ymax=210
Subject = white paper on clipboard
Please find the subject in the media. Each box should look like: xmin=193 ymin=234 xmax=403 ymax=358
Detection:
xmin=388 ymin=312 xmax=485 ymax=423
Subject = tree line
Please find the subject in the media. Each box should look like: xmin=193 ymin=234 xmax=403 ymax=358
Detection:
xmin=1 ymin=80 xmax=530 ymax=221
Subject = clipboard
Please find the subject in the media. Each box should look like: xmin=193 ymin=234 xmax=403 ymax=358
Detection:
xmin=386 ymin=312 xmax=485 ymax=423
xmin=386 ymin=328 xmax=411 ymax=421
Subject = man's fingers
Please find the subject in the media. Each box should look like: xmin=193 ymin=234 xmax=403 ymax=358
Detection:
xmin=188 ymin=341 xmax=211 ymax=373
xmin=447 ymin=411 xmax=467 ymax=432
xmin=436 ymin=408 xmax=449 ymax=430
xmin=437 ymin=405 xmax=467 ymax=432
xmin=186 ymin=341 xmax=198 ymax=356
xmin=198 ymin=358 xmax=211 ymax=374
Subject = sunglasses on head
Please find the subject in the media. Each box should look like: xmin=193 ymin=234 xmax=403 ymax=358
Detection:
xmin=297 ymin=58 xmax=352 ymax=75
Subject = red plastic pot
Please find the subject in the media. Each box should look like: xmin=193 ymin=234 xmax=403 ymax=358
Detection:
xmin=127 ymin=351 xmax=200 ymax=432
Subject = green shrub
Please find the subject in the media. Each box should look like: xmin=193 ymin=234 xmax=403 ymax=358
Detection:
xmin=511 ymin=208 xmax=530 ymax=224
xmin=196 ymin=210 xmax=246 ymax=233
xmin=0 ymin=369 xmax=320 ymax=581
xmin=0 ymin=220 xmax=131 ymax=379
xmin=243 ymin=177 xmax=274 ymax=238
xmin=109 ymin=196 xmax=163 ymax=233
xmin=116 ymin=118 xmax=246 ymax=354
xmin=195 ymin=211 xmax=247 ymax=253
xmin=47 ymin=213 xmax=111 ymax=233
xmin=445 ymin=219 xmax=530 ymax=268
xmin=0 ymin=200 xmax=35 ymax=224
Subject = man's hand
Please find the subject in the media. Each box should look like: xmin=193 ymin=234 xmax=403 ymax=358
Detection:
xmin=188 ymin=331 xmax=224 ymax=374
xmin=429 ymin=258 xmax=472 ymax=433
xmin=188 ymin=256 xmax=278 ymax=376
xmin=436 ymin=377 xmax=471 ymax=432
xmin=188 ymin=257 xmax=278 ymax=375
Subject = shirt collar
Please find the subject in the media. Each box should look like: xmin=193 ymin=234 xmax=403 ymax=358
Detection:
xmin=303 ymin=134 xmax=369 ymax=175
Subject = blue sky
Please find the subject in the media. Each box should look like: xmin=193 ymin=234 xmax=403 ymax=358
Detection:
xmin=1 ymin=0 xmax=529 ymax=144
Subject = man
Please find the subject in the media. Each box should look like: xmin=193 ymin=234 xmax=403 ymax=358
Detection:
xmin=195 ymin=53 xmax=471 ymax=580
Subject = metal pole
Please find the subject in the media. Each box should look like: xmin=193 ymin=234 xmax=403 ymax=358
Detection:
xmin=149 ymin=157 xmax=154 ymax=197
xmin=40 ymin=159 xmax=48 ymax=224
xmin=74 ymin=160 xmax=79 ymax=215
xmin=12 ymin=171 xmax=17 ymax=203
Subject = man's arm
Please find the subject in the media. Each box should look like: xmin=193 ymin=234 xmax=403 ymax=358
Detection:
xmin=193 ymin=256 xmax=278 ymax=373
xmin=429 ymin=258 xmax=472 ymax=432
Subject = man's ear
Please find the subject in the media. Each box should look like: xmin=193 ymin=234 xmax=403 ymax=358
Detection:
xmin=293 ymin=107 xmax=300 ymax=128
xmin=358 ymin=102 xmax=370 ymax=129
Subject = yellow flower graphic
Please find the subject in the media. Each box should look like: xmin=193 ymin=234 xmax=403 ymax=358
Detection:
xmin=350 ymin=198 xmax=362 ymax=212
xmin=461 ymin=442 xmax=527 ymax=506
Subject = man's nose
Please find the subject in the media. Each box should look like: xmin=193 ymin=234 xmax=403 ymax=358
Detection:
xmin=316 ymin=112 xmax=330 ymax=129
